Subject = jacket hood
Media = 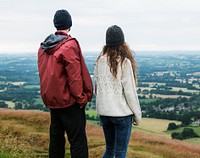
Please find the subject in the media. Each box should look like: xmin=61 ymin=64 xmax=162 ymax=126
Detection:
xmin=41 ymin=34 xmax=67 ymax=54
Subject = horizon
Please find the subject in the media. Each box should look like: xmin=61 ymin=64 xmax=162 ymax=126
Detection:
xmin=0 ymin=50 xmax=200 ymax=56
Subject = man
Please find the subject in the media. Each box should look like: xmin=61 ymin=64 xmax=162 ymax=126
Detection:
xmin=38 ymin=9 xmax=93 ymax=158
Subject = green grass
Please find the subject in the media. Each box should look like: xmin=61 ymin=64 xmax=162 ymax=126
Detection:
xmin=184 ymin=138 xmax=200 ymax=144
xmin=167 ymin=126 xmax=200 ymax=136
xmin=86 ymin=110 xmax=99 ymax=124
xmin=0 ymin=151 xmax=14 ymax=158
xmin=34 ymin=97 xmax=44 ymax=105
xmin=166 ymin=125 xmax=200 ymax=144
xmin=24 ymin=85 xmax=40 ymax=89
xmin=193 ymin=83 xmax=200 ymax=89
xmin=86 ymin=110 xmax=97 ymax=117
xmin=141 ymin=82 xmax=166 ymax=86
xmin=139 ymin=98 xmax=158 ymax=103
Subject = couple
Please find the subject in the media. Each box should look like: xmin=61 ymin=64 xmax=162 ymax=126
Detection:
xmin=38 ymin=9 xmax=141 ymax=158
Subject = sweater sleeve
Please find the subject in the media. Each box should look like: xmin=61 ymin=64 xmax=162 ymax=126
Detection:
xmin=63 ymin=44 xmax=88 ymax=107
xmin=93 ymin=64 xmax=97 ymax=95
xmin=121 ymin=59 xmax=142 ymax=124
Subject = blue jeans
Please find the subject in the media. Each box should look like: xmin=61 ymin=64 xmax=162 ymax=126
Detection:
xmin=100 ymin=115 xmax=133 ymax=158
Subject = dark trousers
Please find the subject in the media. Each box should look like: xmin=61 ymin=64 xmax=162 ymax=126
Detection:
xmin=100 ymin=115 xmax=133 ymax=158
xmin=49 ymin=103 xmax=88 ymax=158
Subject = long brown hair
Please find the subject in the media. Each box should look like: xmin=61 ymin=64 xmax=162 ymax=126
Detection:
xmin=97 ymin=43 xmax=137 ymax=84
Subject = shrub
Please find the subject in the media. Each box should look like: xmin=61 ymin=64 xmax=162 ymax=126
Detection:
xmin=181 ymin=128 xmax=198 ymax=139
xmin=167 ymin=122 xmax=178 ymax=130
xmin=171 ymin=132 xmax=183 ymax=140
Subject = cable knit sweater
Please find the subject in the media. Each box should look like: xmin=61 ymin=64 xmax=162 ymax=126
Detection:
xmin=94 ymin=56 xmax=142 ymax=123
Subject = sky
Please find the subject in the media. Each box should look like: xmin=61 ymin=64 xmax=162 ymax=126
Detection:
xmin=0 ymin=0 xmax=200 ymax=53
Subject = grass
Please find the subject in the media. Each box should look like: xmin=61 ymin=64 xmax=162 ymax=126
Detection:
xmin=167 ymin=126 xmax=200 ymax=134
xmin=0 ymin=151 xmax=14 ymax=158
xmin=171 ymin=87 xmax=199 ymax=93
xmin=85 ymin=111 xmax=182 ymax=137
xmin=10 ymin=82 xmax=26 ymax=86
xmin=184 ymin=138 xmax=200 ymax=144
xmin=0 ymin=109 xmax=200 ymax=158
xmin=135 ymin=118 xmax=181 ymax=137
xmin=193 ymin=83 xmax=200 ymax=89
xmin=141 ymin=82 xmax=166 ymax=86
xmin=86 ymin=110 xmax=100 ymax=124
xmin=4 ymin=101 xmax=15 ymax=108
xmin=139 ymin=98 xmax=158 ymax=103
xmin=85 ymin=110 xmax=200 ymax=143
xmin=86 ymin=109 xmax=98 ymax=117
xmin=24 ymin=85 xmax=40 ymax=89
xmin=34 ymin=97 xmax=44 ymax=105
xmin=166 ymin=126 xmax=200 ymax=141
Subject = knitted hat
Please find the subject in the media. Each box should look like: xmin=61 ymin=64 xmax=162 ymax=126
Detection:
xmin=53 ymin=9 xmax=72 ymax=30
xmin=106 ymin=25 xmax=125 ymax=46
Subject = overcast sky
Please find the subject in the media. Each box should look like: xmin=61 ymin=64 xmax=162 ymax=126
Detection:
xmin=0 ymin=0 xmax=200 ymax=53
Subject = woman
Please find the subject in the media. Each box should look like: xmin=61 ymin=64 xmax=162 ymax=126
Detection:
xmin=94 ymin=25 xmax=142 ymax=158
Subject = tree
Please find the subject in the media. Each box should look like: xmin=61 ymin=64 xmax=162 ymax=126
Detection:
xmin=167 ymin=122 xmax=178 ymax=130
xmin=168 ymin=111 xmax=177 ymax=120
xmin=0 ymin=101 xmax=8 ymax=108
xmin=14 ymin=102 xmax=22 ymax=109
xmin=181 ymin=113 xmax=192 ymax=125
xmin=181 ymin=128 xmax=198 ymax=139
xmin=171 ymin=132 xmax=183 ymax=140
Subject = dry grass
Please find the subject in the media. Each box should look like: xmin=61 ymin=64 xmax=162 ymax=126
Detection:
xmin=0 ymin=109 xmax=50 ymax=158
xmin=130 ymin=132 xmax=200 ymax=158
xmin=0 ymin=108 xmax=200 ymax=158
xmin=135 ymin=118 xmax=181 ymax=137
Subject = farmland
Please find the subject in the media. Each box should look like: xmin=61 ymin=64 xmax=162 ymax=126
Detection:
xmin=0 ymin=52 xmax=200 ymax=157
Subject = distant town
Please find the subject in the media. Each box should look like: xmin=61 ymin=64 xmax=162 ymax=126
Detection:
xmin=0 ymin=52 xmax=200 ymax=128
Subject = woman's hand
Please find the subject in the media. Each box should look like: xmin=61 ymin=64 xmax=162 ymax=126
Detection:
xmin=132 ymin=116 xmax=139 ymax=126
xmin=132 ymin=121 xmax=139 ymax=126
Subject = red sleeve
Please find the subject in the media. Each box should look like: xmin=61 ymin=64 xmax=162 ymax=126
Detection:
xmin=63 ymin=42 xmax=88 ymax=106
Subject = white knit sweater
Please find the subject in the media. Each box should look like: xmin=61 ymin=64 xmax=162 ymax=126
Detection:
xmin=94 ymin=56 xmax=142 ymax=123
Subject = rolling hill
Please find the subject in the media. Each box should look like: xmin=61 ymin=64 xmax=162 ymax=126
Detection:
xmin=0 ymin=108 xmax=200 ymax=158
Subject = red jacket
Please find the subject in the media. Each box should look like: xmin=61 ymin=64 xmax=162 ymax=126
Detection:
xmin=38 ymin=33 xmax=93 ymax=109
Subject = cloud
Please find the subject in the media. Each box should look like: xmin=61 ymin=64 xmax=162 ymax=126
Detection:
xmin=0 ymin=0 xmax=200 ymax=53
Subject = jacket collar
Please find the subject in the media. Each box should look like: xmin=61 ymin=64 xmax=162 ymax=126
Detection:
xmin=55 ymin=31 xmax=68 ymax=36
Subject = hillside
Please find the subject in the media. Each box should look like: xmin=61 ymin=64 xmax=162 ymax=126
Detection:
xmin=0 ymin=109 xmax=200 ymax=158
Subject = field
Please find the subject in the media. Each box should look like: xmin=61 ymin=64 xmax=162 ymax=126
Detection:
xmin=139 ymin=98 xmax=158 ymax=103
xmin=0 ymin=100 xmax=15 ymax=108
xmin=152 ymin=94 xmax=191 ymax=98
xmin=10 ymin=82 xmax=26 ymax=86
xmin=34 ymin=97 xmax=44 ymax=105
xmin=166 ymin=125 xmax=200 ymax=144
xmin=171 ymin=87 xmax=199 ymax=93
xmin=0 ymin=109 xmax=200 ymax=158
xmin=87 ymin=110 xmax=200 ymax=143
xmin=24 ymin=85 xmax=40 ymax=89
xmin=135 ymin=118 xmax=181 ymax=137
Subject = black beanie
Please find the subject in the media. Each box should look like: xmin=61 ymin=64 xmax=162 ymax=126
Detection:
xmin=53 ymin=9 xmax=72 ymax=30
xmin=106 ymin=25 xmax=125 ymax=46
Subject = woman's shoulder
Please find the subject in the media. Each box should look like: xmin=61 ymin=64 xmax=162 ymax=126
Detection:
xmin=121 ymin=58 xmax=131 ymax=67
xmin=96 ymin=55 xmax=107 ymax=63
xmin=124 ymin=57 xmax=131 ymax=63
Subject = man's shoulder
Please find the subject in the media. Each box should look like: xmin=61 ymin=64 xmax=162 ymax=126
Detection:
xmin=63 ymin=36 xmax=79 ymax=47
